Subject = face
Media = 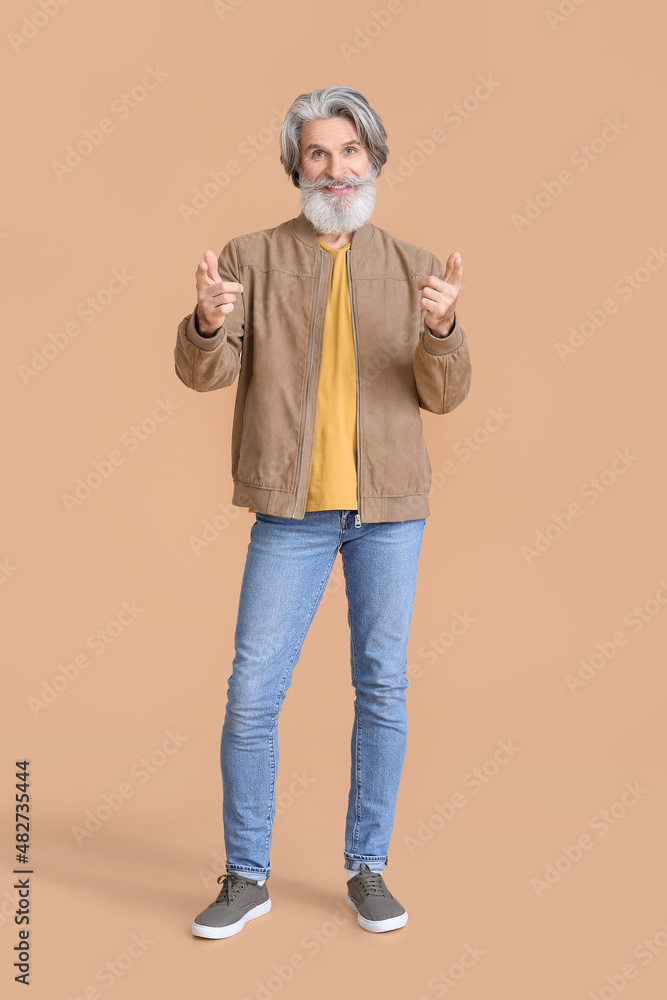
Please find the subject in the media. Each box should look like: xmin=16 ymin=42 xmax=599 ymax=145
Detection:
xmin=297 ymin=117 xmax=377 ymax=234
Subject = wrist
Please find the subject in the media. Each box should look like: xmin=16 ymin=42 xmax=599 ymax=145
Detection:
xmin=428 ymin=313 xmax=456 ymax=338
xmin=195 ymin=306 xmax=220 ymax=337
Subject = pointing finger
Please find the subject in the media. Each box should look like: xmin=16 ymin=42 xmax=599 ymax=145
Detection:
xmin=196 ymin=250 xmax=243 ymax=292
xmin=204 ymin=249 xmax=221 ymax=283
xmin=195 ymin=250 xmax=223 ymax=289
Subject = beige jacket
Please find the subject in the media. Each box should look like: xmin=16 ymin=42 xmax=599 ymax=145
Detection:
xmin=174 ymin=210 xmax=472 ymax=524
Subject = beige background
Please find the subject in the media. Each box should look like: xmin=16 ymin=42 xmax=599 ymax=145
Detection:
xmin=2 ymin=0 xmax=667 ymax=996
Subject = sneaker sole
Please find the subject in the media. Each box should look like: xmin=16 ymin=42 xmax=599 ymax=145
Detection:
xmin=191 ymin=898 xmax=272 ymax=939
xmin=346 ymin=895 xmax=408 ymax=932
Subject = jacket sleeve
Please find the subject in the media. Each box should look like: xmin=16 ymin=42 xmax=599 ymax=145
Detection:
xmin=174 ymin=238 xmax=245 ymax=392
xmin=413 ymin=252 xmax=472 ymax=414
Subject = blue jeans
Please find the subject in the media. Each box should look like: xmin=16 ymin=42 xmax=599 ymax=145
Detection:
xmin=220 ymin=508 xmax=426 ymax=878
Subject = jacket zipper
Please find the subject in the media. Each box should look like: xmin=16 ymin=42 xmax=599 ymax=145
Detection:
xmin=292 ymin=248 xmax=325 ymax=518
xmin=346 ymin=249 xmax=362 ymax=527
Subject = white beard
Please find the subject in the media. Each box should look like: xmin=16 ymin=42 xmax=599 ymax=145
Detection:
xmin=298 ymin=167 xmax=376 ymax=235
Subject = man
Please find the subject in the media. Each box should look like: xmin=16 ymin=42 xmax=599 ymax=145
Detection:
xmin=175 ymin=85 xmax=472 ymax=939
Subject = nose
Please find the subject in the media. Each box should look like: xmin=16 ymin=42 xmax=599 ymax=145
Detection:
xmin=328 ymin=153 xmax=352 ymax=179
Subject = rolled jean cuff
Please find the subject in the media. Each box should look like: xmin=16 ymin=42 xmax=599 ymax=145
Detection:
xmin=344 ymin=853 xmax=388 ymax=872
xmin=227 ymin=865 xmax=270 ymax=879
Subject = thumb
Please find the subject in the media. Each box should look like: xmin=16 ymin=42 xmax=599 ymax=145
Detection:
xmin=443 ymin=252 xmax=462 ymax=287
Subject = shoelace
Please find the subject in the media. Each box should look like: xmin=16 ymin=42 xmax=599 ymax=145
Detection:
xmin=352 ymin=865 xmax=388 ymax=897
xmin=213 ymin=871 xmax=254 ymax=905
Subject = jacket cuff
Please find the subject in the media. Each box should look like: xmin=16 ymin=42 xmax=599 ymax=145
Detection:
xmin=185 ymin=305 xmax=226 ymax=352
xmin=423 ymin=312 xmax=463 ymax=356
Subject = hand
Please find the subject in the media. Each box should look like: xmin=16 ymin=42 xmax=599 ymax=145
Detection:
xmin=195 ymin=249 xmax=244 ymax=334
xmin=417 ymin=252 xmax=462 ymax=337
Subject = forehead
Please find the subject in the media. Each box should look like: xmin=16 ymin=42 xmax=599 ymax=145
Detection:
xmin=299 ymin=117 xmax=362 ymax=151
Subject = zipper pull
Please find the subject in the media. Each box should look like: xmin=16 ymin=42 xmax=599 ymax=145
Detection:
xmin=355 ymin=513 xmax=361 ymax=527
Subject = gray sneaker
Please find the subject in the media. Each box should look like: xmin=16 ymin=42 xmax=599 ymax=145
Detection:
xmin=192 ymin=871 xmax=271 ymax=939
xmin=346 ymin=863 xmax=408 ymax=932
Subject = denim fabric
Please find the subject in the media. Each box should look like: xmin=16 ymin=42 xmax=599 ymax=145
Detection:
xmin=220 ymin=508 xmax=426 ymax=878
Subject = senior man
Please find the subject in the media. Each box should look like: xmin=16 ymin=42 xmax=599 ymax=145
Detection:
xmin=175 ymin=84 xmax=472 ymax=939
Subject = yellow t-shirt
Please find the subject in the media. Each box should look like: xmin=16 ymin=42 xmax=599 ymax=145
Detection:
xmin=249 ymin=239 xmax=358 ymax=513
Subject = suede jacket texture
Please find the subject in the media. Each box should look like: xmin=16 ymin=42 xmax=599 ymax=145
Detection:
xmin=174 ymin=209 xmax=472 ymax=524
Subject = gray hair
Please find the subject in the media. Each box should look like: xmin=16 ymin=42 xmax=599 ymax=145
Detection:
xmin=279 ymin=85 xmax=389 ymax=188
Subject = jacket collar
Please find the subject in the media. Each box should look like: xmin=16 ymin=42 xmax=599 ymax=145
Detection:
xmin=291 ymin=208 xmax=374 ymax=250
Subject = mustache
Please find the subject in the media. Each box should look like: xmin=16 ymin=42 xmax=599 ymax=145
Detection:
xmin=301 ymin=173 xmax=371 ymax=190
